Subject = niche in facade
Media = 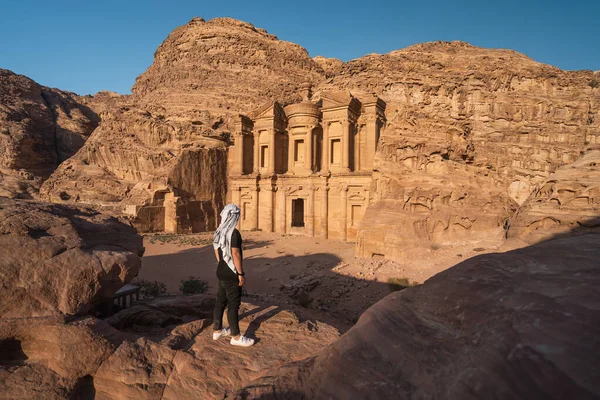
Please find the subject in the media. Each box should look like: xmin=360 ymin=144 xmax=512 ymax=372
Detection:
xmin=292 ymin=199 xmax=305 ymax=227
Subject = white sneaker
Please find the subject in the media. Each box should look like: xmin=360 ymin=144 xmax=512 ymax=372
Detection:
xmin=212 ymin=327 xmax=231 ymax=340
xmin=230 ymin=335 xmax=255 ymax=347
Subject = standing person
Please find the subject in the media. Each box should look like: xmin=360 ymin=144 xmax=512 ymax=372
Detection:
xmin=212 ymin=204 xmax=255 ymax=347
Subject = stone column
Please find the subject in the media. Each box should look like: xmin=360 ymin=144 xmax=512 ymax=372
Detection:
xmin=251 ymin=187 xmax=259 ymax=230
xmin=253 ymin=132 xmax=260 ymax=174
xmin=365 ymin=117 xmax=378 ymax=171
xmin=308 ymin=185 xmax=316 ymax=237
xmin=164 ymin=192 xmax=178 ymax=234
xmin=305 ymin=126 xmax=313 ymax=173
xmin=278 ymin=187 xmax=287 ymax=234
xmin=321 ymin=122 xmax=330 ymax=173
xmin=288 ymin=133 xmax=295 ymax=174
xmin=342 ymin=121 xmax=350 ymax=172
xmin=232 ymin=185 xmax=241 ymax=208
xmin=264 ymin=185 xmax=273 ymax=233
xmin=321 ymin=178 xmax=329 ymax=239
xmin=268 ymin=130 xmax=276 ymax=174
xmin=234 ymin=133 xmax=244 ymax=175
xmin=340 ymin=185 xmax=348 ymax=241
xmin=355 ymin=126 xmax=361 ymax=172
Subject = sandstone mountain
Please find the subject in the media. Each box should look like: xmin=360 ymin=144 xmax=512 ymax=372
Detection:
xmin=27 ymin=17 xmax=600 ymax=251
xmin=235 ymin=232 xmax=600 ymax=399
xmin=132 ymin=17 xmax=326 ymax=119
xmin=0 ymin=69 xmax=99 ymax=199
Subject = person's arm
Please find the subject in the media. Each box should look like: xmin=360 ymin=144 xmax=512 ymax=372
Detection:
xmin=232 ymin=247 xmax=245 ymax=286
xmin=214 ymin=247 xmax=220 ymax=262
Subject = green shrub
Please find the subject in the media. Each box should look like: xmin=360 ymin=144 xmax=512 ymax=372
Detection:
xmin=387 ymin=277 xmax=416 ymax=292
xmin=296 ymin=291 xmax=313 ymax=308
xmin=134 ymin=279 xmax=167 ymax=298
xmin=180 ymin=276 xmax=209 ymax=295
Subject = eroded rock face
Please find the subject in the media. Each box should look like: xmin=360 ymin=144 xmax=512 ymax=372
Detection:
xmin=343 ymin=42 xmax=600 ymax=258
xmin=0 ymin=69 xmax=99 ymax=198
xmin=0 ymin=198 xmax=144 ymax=317
xmin=236 ymin=233 xmax=600 ymax=399
xmin=40 ymin=105 xmax=228 ymax=233
xmin=509 ymin=150 xmax=600 ymax=243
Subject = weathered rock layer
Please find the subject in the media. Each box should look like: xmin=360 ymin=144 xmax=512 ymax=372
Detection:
xmin=344 ymin=42 xmax=600 ymax=258
xmin=0 ymin=198 xmax=143 ymax=318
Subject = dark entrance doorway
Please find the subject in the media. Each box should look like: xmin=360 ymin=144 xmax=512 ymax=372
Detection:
xmin=291 ymin=199 xmax=305 ymax=227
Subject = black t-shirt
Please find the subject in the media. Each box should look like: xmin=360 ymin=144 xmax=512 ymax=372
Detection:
xmin=216 ymin=229 xmax=243 ymax=281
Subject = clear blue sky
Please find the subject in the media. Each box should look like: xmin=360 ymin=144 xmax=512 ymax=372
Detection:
xmin=1 ymin=0 xmax=598 ymax=95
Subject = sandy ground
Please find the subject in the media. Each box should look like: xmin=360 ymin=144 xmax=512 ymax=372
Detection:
xmin=138 ymin=230 xmax=516 ymax=332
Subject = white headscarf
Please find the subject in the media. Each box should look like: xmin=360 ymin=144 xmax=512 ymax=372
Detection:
xmin=213 ymin=204 xmax=241 ymax=273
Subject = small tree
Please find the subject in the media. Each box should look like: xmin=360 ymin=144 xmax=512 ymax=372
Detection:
xmin=134 ymin=279 xmax=167 ymax=299
xmin=590 ymin=78 xmax=600 ymax=90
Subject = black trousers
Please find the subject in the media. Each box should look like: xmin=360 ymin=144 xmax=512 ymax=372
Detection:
xmin=213 ymin=279 xmax=242 ymax=336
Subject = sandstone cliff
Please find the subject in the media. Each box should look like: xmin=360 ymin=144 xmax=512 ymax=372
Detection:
xmin=0 ymin=69 xmax=99 ymax=198
xmin=40 ymin=104 xmax=228 ymax=232
xmin=336 ymin=42 xmax=600 ymax=258
xmin=235 ymin=232 xmax=600 ymax=399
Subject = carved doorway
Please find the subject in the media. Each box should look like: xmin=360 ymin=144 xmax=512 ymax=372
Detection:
xmin=291 ymin=199 xmax=305 ymax=227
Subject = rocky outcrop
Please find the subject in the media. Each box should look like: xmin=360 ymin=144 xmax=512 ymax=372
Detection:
xmin=509 ymin=150 xmax=600 ymax=243
xmin=0 ymin=198 xmax=143 ymax=318
xmin=0 ymin=295 xmax=340 ymax=399
xmin=344 ymin=42 xmax=600 ymax=258
xmin=0 ymin=316 xmax=121 ymax=399
xmin=235 ymin=232 xmax=600 ymax=399
xmin=0 ymin=69 xmax=99 ymax=198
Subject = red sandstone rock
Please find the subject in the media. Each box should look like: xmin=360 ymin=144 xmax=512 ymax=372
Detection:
xmin=235 ymin=233 xmax=600 ymax=399
xmin=509 ymin=150 xmax=600 ymax=243
xmin=0 ymin=198 xmax=143 ymax=318
xmin=0 ymin=69 xmax=99 ymax=198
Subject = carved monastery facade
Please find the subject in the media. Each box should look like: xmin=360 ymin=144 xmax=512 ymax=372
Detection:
xmin=228 ymin=91 xmax=386 ymax=241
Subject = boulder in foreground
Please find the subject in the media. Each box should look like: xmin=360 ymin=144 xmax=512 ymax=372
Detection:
xmin=236 ymin=233 xmax=600 ymax=399
xmin=0 ymin=198 xmax=144 ymax=318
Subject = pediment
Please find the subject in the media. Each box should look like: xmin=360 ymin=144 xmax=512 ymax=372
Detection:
xmin=252 ymin=101 xmax=285 ymax=120
xmin=321 ymin=91 xmax=362 ymax=114
xmin=321 ymin=91 xmax=353 ymax=108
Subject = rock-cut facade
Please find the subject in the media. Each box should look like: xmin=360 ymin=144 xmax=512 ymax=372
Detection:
xmin=229 ymin=89 xmax=386 ymax=241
